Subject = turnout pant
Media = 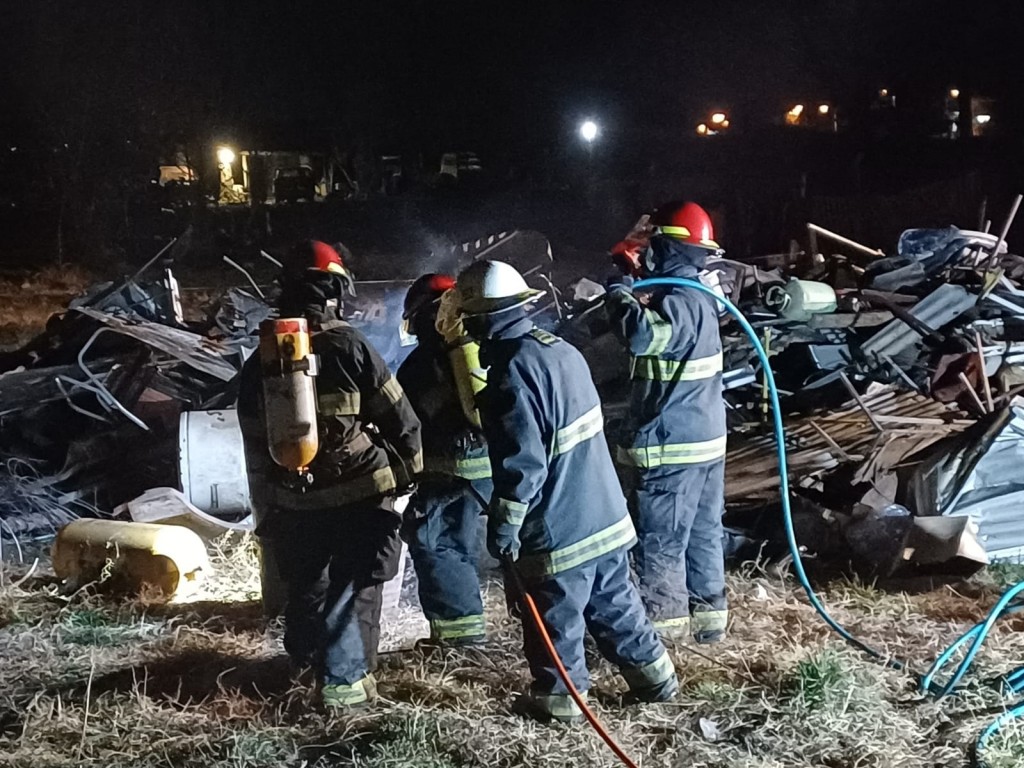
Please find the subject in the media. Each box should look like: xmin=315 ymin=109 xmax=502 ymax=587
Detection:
xmin=407 ymin=478 xmax=490 ymax=642
xmin=512 ymin=547 xmax=674 ymax=704
xmin=266 ymin=502 xmax=402 ymax=688
xmin=630 ymin=460 xmax=728 ymax=636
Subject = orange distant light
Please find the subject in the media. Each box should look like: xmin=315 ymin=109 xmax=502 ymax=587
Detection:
xmin=696 ymin=123 xmax=708 ymax=135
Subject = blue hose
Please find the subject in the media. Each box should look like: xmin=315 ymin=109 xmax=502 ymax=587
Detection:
xmin=919 ymin=588 xmax=1024 ymax=697
xmin=977 ymin=702 xmax=1024 ymax=766
xmin=915 ymin=585 xmax=1024 ymax=765
xmin=631 ymin=277 xmax=1023 ymax=761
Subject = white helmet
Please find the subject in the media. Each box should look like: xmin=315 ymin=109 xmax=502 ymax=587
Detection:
xmin=456 ymin=260 xmax=545 ymax=316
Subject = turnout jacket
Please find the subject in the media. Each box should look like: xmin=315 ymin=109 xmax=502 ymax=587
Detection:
xmin=477 ymin=314 xmax=636 ymax=579
xmin=396 ymin=331 xmax=490 ymax=482
xmin=605 ymin=236 xmax=727 ymax=477
xmin=238 ymin=316 xmax=423 ymax=511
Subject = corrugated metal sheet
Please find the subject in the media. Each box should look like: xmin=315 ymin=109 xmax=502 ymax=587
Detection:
xmin=940 ymin=406 xmax=1024 ymax=562
xmin=861 ymin=283 xmax=975 ymax=361
xmin=725 ymin=387 xmax=972 ymax=501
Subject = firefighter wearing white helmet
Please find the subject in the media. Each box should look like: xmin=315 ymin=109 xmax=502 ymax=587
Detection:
xmin=456 ymin=259 xmax=545 ymax=317
xmin=457 ymin=259 xmax=678 ymax=723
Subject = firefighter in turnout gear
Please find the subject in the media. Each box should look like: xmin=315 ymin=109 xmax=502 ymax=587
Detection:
xmin=457 ymin=259 xmax=678 ymax=723
xmin=237 ymin=240 xmax=423 ymax=709
xmin=605 ymin=201 xmax=729 ymax=644
xmin=397 ymin=274 xmax=492 ymax=646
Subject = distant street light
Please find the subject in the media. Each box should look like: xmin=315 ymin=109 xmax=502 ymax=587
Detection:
xmin=696 ymin=123 xmax=708 ymax=136
xmin=579 ymin=120 xmax=599 ymax=143
xmin=975 ymin=114 xmax=992 ymax=124
xmin=949 ymin=88 xmax=960 ymax=99
xmin=710 ymin=112 xmax=727 ymax=125
xmin=217 ymin=146 xmax=236 ymax=166
xmin=818 ymin=104 xmax=830 ymax=115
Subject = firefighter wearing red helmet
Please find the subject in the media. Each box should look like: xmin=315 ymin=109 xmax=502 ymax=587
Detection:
xmin=237 ymin=239 xmax=423 ymax=710
xmin=397 ymin=273 xmax=493 ymax=647
xmin=605 ymin=202 xmax=729 ymax=645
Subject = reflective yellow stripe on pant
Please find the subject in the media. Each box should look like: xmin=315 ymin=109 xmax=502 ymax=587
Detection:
xmin=617 ymin=435 xmax=727 ymax=469
xmin=430 ymin=614 xmax=486 ymax=641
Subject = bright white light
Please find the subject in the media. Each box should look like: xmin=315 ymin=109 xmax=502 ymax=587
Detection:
xmin=696 ymin=123 xmax=708 ymax=135
xmin=879 ymin=88 xmax=889 ymax=98
xmin=710 ymin=112 xmax=727 ymax=125
xmin=579 ymin=120 xmax=599 ymax=143
xmin=975 ymin=114 xmax=991 ymax=124
xmin=216 ymin=147 xmax=236 ymax=165
xmin=949 ymin=88 xmax=960 ymax=99
xmin=789 ymin=104 xmax=804 ymax=116
xmin=818 ymin=104 xmax=830 ymax=115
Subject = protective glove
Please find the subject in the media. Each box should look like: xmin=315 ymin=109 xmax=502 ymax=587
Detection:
xmin=487 ymin=519 xmax=522 ymax=562
xmin=610 ymin=239 xmax=644 ymax=278
xmin=605 ymin=271 xmax=635 ymax=293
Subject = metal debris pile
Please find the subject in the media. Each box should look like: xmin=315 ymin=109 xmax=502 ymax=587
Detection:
xmin=3 ymin=207 xmax=1024 ymax=579
xmin=695 ymin=199 xmax=1024 ymax=574
xmin=0 ymin=235 xmax=266 ymax=545
xmin=558 ymin=196 xmax=1024 ymax=574
xmin=0 ymin=229 xmax=558 ymax=555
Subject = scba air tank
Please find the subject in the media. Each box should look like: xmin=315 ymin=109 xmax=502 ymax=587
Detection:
xmin=258 ymin=317 xmax=320 ymax=473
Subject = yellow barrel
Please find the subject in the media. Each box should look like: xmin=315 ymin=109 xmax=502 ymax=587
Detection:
xmin=52 ymin=519 xmax=210 ymax=600
xmin=259 ymin=317 xmax=320 ymax=472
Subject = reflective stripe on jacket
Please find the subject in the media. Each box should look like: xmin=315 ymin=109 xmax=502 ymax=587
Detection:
xmin=478 ymin=319 xmax=635 ymax=579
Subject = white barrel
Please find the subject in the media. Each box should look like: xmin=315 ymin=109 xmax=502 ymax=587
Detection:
xmin=767 ymin=279 xmax=837 ymax=321
xmin=178 ymin=409 xmax=252 ymax=518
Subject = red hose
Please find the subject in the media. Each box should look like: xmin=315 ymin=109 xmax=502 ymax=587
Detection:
xmin=509 ymin=564 xmax=640 ymax=768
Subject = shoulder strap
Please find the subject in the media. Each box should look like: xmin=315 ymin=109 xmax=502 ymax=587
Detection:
xmin=528 ymin=328 xmax=560 ymax=346
xmin=313 ymin=318 xmax=352 ymax=334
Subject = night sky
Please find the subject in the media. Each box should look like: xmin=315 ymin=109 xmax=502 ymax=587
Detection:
xmin=4 ymin=1 xmax=1023 ymax=155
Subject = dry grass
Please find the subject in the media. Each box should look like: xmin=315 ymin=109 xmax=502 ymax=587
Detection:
xmin=1 ymin=536 xmax=1023 ymax=767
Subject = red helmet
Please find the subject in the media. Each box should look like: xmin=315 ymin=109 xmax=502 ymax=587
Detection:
xmin=301 ymin=240 xmax=348 ymax=274
xmin=403 ymin=273 xmax=456 ymax=320
xmin=283 ymin=240 xmax=355 ymax=298
xmin=650 ymin=201 xmax=719 ymax=249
